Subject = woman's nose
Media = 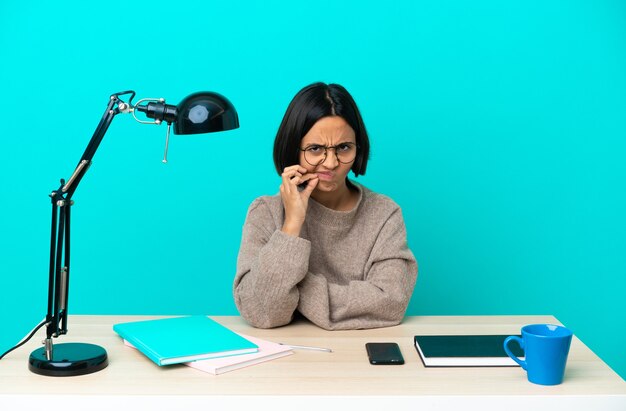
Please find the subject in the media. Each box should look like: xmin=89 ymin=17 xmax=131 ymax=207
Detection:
xmin=322 ymin=150 xmax=339 ymax=168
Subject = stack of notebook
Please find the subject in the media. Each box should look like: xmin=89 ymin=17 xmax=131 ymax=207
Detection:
xmin=113 ymin=315 xmax=292 ymax=374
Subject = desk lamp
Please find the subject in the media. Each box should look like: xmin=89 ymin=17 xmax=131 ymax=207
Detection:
xmin=27 ymin=90 xmax=239 ymax=376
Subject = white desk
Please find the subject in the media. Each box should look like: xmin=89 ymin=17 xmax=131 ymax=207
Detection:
xmin=1 ymin=315 xmax=624 ymax=410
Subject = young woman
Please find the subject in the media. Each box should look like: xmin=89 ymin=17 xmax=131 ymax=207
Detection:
xmin=233 ymin=82 xmax=417 ymax=330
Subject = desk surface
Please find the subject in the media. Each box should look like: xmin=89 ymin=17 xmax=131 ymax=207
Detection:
xmin=1 ymin=315 xmax=625 ymax=408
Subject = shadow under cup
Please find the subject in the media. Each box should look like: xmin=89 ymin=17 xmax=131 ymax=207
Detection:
xmin=504 ymin=324 xmax=573 ymax=386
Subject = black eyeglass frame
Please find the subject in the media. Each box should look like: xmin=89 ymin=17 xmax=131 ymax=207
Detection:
xmin=299 ymin=142 xmax=358 ymax=166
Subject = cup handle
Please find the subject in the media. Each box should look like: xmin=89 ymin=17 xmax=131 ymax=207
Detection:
xmin=504 ymin=336 xmax=527 ymax=370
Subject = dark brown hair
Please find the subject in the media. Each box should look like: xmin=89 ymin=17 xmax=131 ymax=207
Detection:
xmin=273 ymin=82 xmax=370 ymax=176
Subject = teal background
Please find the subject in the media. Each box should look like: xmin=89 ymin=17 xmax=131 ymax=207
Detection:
xmin=1 ymin=1 xmax=624 ymax=380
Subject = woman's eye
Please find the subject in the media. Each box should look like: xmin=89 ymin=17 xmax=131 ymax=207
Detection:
xmin=307 ymin=146 xmax=323 ymax=153
xmin=337 ymin=144 xmax=352 ymax=152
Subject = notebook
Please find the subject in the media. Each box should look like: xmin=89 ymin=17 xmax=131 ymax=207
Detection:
xmin=414 ymin=334 xmax=524 ymax=367
xmin=124 ymin=334 xmax=293 ymax=375
xmin=113 ymin=316 xmax=258 ymax=366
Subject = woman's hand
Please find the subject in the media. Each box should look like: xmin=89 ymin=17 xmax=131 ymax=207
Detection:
xmin=280 ymin=165 xmax=319 ymax=237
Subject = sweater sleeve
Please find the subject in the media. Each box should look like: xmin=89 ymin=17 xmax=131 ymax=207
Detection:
xmin=296 ymin=207 xmax=418 ymax=330
xmin=233 ymin=198 xmax=311 ymax=328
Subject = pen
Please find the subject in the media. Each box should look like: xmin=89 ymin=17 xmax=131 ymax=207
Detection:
xmin=279 ymin=343 xmax=333 ymax=353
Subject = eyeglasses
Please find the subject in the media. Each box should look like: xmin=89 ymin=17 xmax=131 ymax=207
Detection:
xmin=299 ymin=142 xmax=357 ymax=166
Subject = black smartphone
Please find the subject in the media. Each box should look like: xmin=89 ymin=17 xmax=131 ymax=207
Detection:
xmin=365 ymin=342 xmax=405 ymax=365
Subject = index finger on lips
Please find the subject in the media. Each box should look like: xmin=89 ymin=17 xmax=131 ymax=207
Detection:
xmin=300 ymin=173 xmax=318 ymax=182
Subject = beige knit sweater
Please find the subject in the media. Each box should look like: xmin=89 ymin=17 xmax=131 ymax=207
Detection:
xmin=233 ymin=182 xmax=417 ymax=330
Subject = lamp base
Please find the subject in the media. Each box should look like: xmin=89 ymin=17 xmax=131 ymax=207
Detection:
xmin=29 ymin=342 xmax=108 ymax=377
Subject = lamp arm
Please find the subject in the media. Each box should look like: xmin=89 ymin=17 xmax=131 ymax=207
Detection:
xmin=63 ymin=91 xmax=135 ymax=199
xmin=44 ymin=91 xmax=134 ymax=346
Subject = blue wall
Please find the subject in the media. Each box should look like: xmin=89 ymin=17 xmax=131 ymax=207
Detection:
xmin=1 ymin=1 xmax=624 ymax=379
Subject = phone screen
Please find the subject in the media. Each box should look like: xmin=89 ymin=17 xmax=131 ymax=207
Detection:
xmin=365 ymin=342 xmax=405 ymax=365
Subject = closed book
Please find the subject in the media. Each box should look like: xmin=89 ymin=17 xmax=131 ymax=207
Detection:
xmin=414 ymin=335 xmax=524 ymax=367
xmin=113 ymin=316 xmax=258 ymax=366
xmin=125 ymin=334 xmax=293 ymax=375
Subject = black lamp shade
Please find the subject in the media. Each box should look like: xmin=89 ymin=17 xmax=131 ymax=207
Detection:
xmin=174 ymin=92 xmax=239 ymax=135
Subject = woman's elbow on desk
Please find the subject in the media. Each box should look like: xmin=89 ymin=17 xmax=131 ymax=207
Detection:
xmin=234 ymin=293 xmax=294 ymax=329
xmin=239 ymin=308 xmax=293 ymax=329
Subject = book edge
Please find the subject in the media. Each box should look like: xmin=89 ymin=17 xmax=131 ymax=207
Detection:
xmin=193 ymin=350 xmax=295 ymax=375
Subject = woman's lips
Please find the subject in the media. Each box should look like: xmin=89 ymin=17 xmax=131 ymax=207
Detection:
xmin=316 ymin=172 xmax=334 ymax=181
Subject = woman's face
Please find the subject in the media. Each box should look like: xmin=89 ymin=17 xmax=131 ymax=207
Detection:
xmin=299 ymin=116 xmax=356 ymax=193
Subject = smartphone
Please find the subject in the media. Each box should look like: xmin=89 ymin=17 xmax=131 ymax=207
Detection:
xmin=365 ymin=342 xmax=405 ymax=365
